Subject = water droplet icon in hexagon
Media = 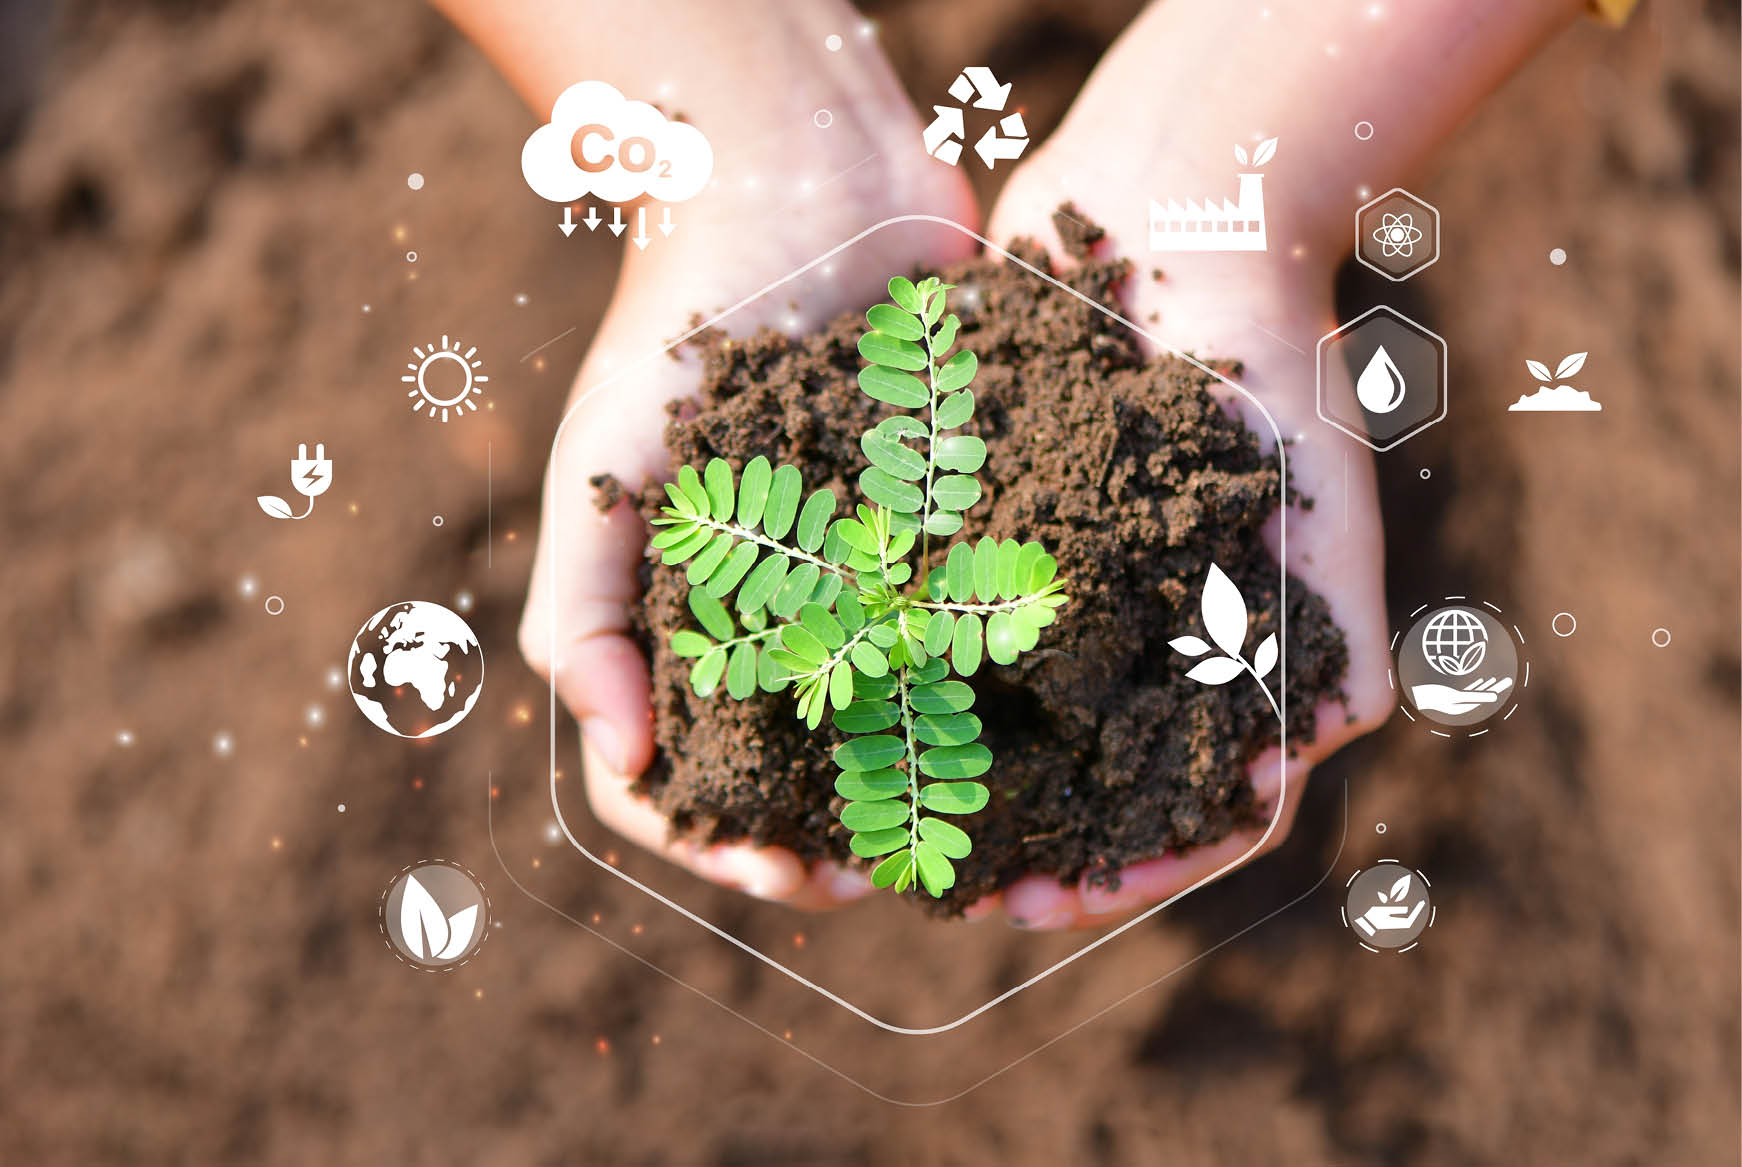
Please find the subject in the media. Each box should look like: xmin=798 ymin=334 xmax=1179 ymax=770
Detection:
xmin=1356 ymin=344 xmax=1407 ymax=414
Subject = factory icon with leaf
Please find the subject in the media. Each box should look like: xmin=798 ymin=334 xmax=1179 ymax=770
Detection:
xmin=1150 ymin=138 xmax=1277 ymax=253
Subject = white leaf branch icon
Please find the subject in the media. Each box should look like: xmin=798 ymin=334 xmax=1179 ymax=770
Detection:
xmin=400 ymin=874 xmax=478 ymax=962
xmin=1170 ymin=563 xmax=1281 ymax=720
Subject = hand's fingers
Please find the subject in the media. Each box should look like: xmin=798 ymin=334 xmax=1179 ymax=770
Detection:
xmin=579 ymin=735 xmax=809 ymax=901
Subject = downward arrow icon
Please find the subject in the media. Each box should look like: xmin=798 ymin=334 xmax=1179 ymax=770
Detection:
xmin=608 ymin=206 xmax=625 ymax=237
xmin=583 ymin=205 xmax=601 ymax=231
xmin=631 ymin=205 xmax=650 ymax=251
xmin=658 ymin=206 xmax=675 ymax=237
xmin=558 ymin=205 xmax=577 ymax=237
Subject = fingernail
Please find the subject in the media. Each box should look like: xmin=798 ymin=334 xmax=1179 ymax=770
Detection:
xmin=581 ymin=718 xmax=624 ymax=772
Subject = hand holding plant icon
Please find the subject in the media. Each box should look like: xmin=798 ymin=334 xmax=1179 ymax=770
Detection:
xmin=1353 ymin=872 xmax=1426 ymax=937
xmin=1170 ymin=564 xmax=1281 ymax=721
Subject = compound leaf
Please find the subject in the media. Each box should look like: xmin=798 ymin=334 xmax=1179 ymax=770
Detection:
xmin=918 ymin=742 xmax=992 ymax=780
xmin=918 ymin=816 xmax=973 ymax=859
xmin=931 ymin=474 xmax=982 ymax=513
xmin=686 ymin=588 xmax=735 ymax=641
xmin=858 ymin=365 xmax=929 ymax=408
xmin=832 ymin=700 xmax=899 ymax=735
xmin=936 ymin=390 xmax=974 ymax=429
xmin=910 ymin=679 xmax=974 ymax=715
xmin=833 ymin=734 xmax=906 ymax=772
xmin=866 ymin=303 xmax=924 ymax=341
xmin=670 ymin=630 xmax=712 ymax=658
xmin=871 ymin=848 xmax=914 ymax=887
xmin=935 ymin=350 xmax=977 ymax=393
xmin=918 ymin=781 xmax=989 ymax=815
xmin=725 ymin=642 xmax=758 ymax=699
xmin=914 ymin=711 xmax=981 ymax=746
xmin=736 ymin=553 xmax=789 ymax=614
xmin=950 ymin=611 xmax=983 ymax=676
xmin=913 ymin=841 xmax=955 ymax=896
xmin=936 ymin=435 xmax=986 ymax=474
xmin=704 ymin=541 xmax=760 ymax=597
xmin=736 ymin=455 xmax=771 ymax=528
xmin=764 ymin=464 xmax=802 ymax=539
xmin=860 ymin=467 xmax=924 ymax=513
xmin=690 ymin=648 xmax=727 ymax=697
xmin=858 ymin=331 xmax=927 ymax=372
xmin=703 ymin=458 xmax=734 ymax=520
xmin=796 ymin=489 xmax=835 ymax=552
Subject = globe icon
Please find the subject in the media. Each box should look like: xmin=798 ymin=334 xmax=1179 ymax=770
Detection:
xmin=347 ymin=601 xmax=483 ymax=738
xmin=1421 ymin=608 xmax=1487 ymax=677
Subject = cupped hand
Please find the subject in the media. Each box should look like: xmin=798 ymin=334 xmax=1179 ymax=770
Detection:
xmin=521 ymin=82 xmax=978 ymax=908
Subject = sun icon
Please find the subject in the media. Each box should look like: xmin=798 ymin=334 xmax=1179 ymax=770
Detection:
xmin=403 ymin=336 xmax=488 ymax=422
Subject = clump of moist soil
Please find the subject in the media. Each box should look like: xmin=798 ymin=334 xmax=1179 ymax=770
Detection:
xmin=622 ymin=208 xmax=1347 ymax=916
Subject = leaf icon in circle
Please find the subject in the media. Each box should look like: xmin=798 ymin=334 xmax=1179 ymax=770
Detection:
xmin=1389 ymin=873 xmax=1412 ymax=902
xmin=399 ymin=873 xmax=478 ymax=962
xmin=1201 ymin=564 xmax=1248 ymax=658
xmin=436 ymin=905 xmax=478 ymax=960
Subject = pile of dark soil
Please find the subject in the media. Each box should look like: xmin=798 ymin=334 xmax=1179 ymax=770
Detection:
xmin=624 ymin=210 xmax=1347 ymax=914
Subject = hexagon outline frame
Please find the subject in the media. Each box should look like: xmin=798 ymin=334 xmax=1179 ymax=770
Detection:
xmin=1316 ymin=304 xmax=1448 ymax=453
xmin=540 ymin=216 xmax=1295 ymax=1036
xmin=1356 ymin=186 xmax=1440 ymax=282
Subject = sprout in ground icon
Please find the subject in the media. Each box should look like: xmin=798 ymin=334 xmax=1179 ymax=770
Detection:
xmin=1510 ymin=350 xmax=1602 ymax=412
xmin=1170 ymin=563 xmax=1280 ymax=721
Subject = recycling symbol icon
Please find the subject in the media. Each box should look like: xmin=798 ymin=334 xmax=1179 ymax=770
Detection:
xmin=923 ymin=67 xmax=1029 ymax=170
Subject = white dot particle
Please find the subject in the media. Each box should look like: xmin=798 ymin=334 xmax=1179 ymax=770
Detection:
xmin=454 ymin=590 xmax=474 ymax=613
xmin=213 ymin=732 xmax=235 ymax=758
xmin=825 ymin=33 xmax=842 ymax=51
xmin=514 ymin=293 xmax=529 ymax=306
xmin=407 ymin=172 xmax=425 ymax=191
xmin=325 ymin=667 xmax=344 ymax=690
xmin=337 ymin=804 xmax=347 ymax=813
xmin=116 ymin=730 xmax=135 ymax=747
xmin=305 ymin=704 xmax=325 ymax=728
xmin=544 ymin=822 xmax=563 ymax=844
xmin=1549 ymin=247 xmax=1567 ymax=265
xmin=362 ymin=304 xmax=372 ymax=313
xmin=238 ymin=575 xmax=258 ymax=598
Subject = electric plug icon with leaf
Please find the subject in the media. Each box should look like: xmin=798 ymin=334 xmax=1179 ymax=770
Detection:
xmin=258 ymin=443 xmax=332 ymax=520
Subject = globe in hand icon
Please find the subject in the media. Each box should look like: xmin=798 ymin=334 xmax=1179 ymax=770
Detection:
xmin=1422 ymin=608 xmax=1487 ymax=677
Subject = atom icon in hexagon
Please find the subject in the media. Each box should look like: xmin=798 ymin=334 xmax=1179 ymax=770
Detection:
xmin=1371 ymin=211 xmax=1425 ymax=258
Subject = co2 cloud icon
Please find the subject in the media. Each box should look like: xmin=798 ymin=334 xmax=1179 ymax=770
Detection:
xmin=521 ymin=80 xmax=713 ymax=206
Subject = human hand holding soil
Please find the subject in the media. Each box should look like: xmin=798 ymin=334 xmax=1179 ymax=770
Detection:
xmin=436 ymin=0 xmax=1583 ymax=922
xmin=434 ymin=0 xmax=977 ymax=905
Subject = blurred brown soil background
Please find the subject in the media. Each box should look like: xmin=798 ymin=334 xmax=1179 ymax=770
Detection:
xmin=0 ymin=0 xmax=1736 ymax=1163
